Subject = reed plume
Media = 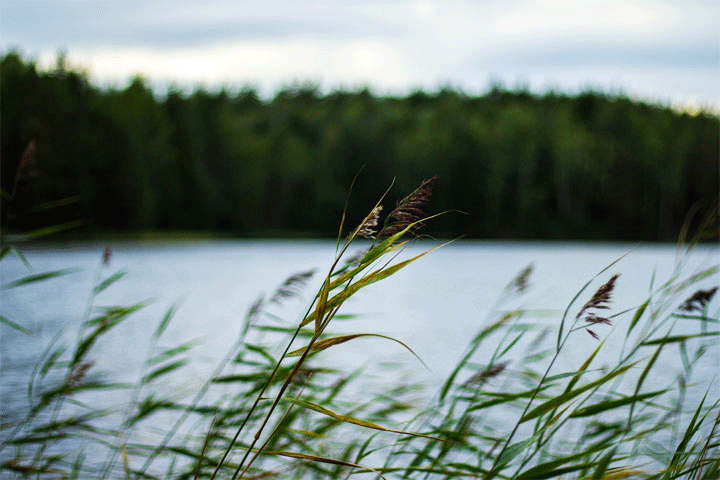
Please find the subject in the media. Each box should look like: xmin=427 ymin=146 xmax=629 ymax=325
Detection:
xmin=66 ymin=361 xmax=94 ymax=392
xmin=575 ymin=273 xmax=619 ymax=339
xmin=102 ymin=246 xmax=112 ymax=266
xmin=356 ymin=205 xmax=382 ymax=239
xmin=576 ymin=273 xmax=619 ymax=320
xmin=512 ymin=263 xmax=533 ymax=293
xmin=269 ymin=269 xmax=316 ymax=304
xmin=463 ymin=362 xmax=508 ymax=387
xmin=679 ymin=286 xmax=717 ymax=312
xmin=379 ymin=176 xmax=437 ymax=238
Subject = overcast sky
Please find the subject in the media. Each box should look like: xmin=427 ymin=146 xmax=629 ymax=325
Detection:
xmin=2 ymin=1 xmax=718 ymax=109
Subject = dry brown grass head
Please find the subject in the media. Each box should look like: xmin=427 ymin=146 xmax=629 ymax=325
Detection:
xmin=379 ymin=176 xmax=437 ymax=238
xmin=577 ymin=273 xmax=619 ymax=339
xmin=577 ymin=273 xmax=620 ymax=320
xmin=67 ymin=361 xmax=94 ymax=392
xmin=269 ymin=269 xmax=316 ymax=304
xmin=464 ymin=362 xmax=508 ymax=387
xmin=102 ymin=246 xmax=112 ymax=266
xmin=679 ymin=287 xmax=718 ymax=312
xmin=513 ymin=263 xmax=533 ymax=293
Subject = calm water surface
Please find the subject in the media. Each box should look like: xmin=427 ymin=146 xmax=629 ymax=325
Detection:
xmin=2 ymin=240 xmax=718 ymax=382
xmin=1 ymin=239 xmax=718 ymax=471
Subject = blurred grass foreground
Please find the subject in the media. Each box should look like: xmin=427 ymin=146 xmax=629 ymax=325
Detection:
xmin=1 ymin=174 xmax=719 ymax=479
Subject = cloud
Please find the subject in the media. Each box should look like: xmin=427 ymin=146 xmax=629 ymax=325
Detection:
xmin=37 ymin=38 xmax=419 ymax=95
xmin=2 ymin=0 xmax=718 ymax=107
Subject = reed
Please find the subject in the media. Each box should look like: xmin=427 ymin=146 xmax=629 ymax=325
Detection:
xmin=0 ymin=175 xmax=718 ymax=479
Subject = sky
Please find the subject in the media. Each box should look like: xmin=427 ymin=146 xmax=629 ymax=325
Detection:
xmin=2 ymin=0 xmax=718 ymax=110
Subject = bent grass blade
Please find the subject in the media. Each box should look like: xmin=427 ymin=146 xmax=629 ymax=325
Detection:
xmin=286 ymin=333 xmax=428 ymax=370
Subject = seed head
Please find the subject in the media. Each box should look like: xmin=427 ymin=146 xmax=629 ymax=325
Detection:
xmin=577 ymin=274 xmax=619 ymax=340
xmin=67 ymin=361 xmax=94 ymax=392
xmin=356 ymin=205 xmax=383 ymax=239
xmin=584 ymin=314 xmax=612 ymax=325
xmin=379 ymin=176 xmax=437 ymax=238
xmin=585 ymin=329 xmax=600 ymax=340
xmin=463 ymin=362 xmax=507 ymax=387
xmin=577 ymin=274 xmax=620 ymax=320
xmin=679 ymin=287 xmax=717 ymax=313
xmin=269 ymin=269 xmax=316 ymax=304
xmin=102 ymin=246 xmax=112 ymax=266
xmin=513 ymin=263 xmax=533 ymax=293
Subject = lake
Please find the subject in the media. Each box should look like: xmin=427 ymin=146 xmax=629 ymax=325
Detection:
xmin=1 ymin=239 xmax=718 ymax=476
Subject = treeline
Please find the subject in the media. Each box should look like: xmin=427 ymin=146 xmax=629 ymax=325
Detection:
xmin=1 ymin=52 xmax=718 ymax=240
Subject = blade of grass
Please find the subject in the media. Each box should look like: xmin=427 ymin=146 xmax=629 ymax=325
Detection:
xmin=277 ymin=397 xmax=444 ymax=441
xmin=0 ymin=245 xmax=32 ymax=270
xmin=520 ymin=363 xmax=638 ymax=424
xmin=2 ymin=268 xmax=81 ymax=289
xmin=0 ymin=315 xmax=32 ymax=334
xmin=262 ymin=449 xmax=387 ymax=479
xmin=286 ymin=333 xmax=428 ymax=369
xmin=93 ymin=270 xmax=128 ymax=295
xmin=569 ymin=389 xmax=668 ymax=418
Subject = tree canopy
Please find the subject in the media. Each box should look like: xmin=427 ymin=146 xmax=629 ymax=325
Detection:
xmin=2 ymin=52 xmax=718 ymax=240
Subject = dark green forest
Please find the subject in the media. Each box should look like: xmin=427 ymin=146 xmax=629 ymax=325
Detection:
xmin=1 ymin=52 xmax=718 ymax=241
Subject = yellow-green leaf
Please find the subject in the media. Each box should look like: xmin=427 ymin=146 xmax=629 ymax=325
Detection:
xmin=264 ymin=449 xmax=386 ymax=478
xmin=287 ymin=333 xmax=427 ymax=369
xmin=278 ymin=397 xmax=443 ymax=441
xmin=301 ymin=241 xmax=449 ymax=328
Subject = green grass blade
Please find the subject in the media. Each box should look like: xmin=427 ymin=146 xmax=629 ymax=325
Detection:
xmin=154 ymin=301 xmax=181 ymax=339
xmin=73 ymin=301 xmax=150 ymax=366
xmin=591 ymin=447 xmax=617 ymax=480
xmin=667 ymin=266 xmax=720 ymax=295
xmin=127 ymin=396 xmax=176 ymax=426
xmin=358 ymin=213 xmax=445 ymax=267
xmin=0 ymin=246 xmax=32 ymax=269
xmin=468 ymin=385 xmax=553 ymax=412
xmin=520 ymin=363 xmax=637 ymax=423
xmin=0 ymin=315 xmax=32 ymax=334
xmin=262 ymin=449 xmax=387 ymax=479
xmin=517 ymin=463 xmax=595 ymax=479
xmin=2 ymin=268 xmax=81 ymax=289
xmin=22 ymin=195 xmax=82 ymax=213
xmin=569 ymin=389 xmax=668 ymax=418
xmin=93 ymin=270 xmax=128 ymax=295
xmin=496 ymin=436 xmax=537 ymax=469
xmin=141 ymin=359 xmax=188 ymax=385
xmin=640 ymin=332 xmax=720 ymax=346
xmin=628 ymin=299 xmax=650 ymax=335
xmin=147 ymin=341 xmax=197 ymax=367
xmin=667 ymin=391 xmax=709 ymax=472
xmin=564 ymin=339 xmax=604 ymax=394
xmin=627 ymin=342 xmax=664 ymax=428
xmin=314 ymin=277 xmax=330 ymax=334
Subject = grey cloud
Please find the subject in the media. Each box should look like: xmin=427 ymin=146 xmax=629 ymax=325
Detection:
xmin=480 ymin=43 xmax=719 ymax=72
xmin=1 ymin=0 xmax=403 ymax=50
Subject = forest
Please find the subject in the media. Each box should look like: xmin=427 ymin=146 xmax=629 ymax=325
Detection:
xmin=1 ymin=51 xmax=718 ymax=241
